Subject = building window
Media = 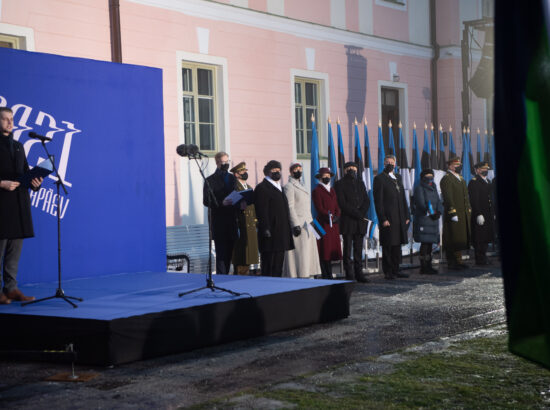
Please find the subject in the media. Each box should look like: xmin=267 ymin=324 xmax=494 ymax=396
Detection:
xmin=381 ymin=87 xmax=400 ymax=154
xmin=182 ymin=63 xmax=217 ymax=152
xmin=295 ymin=77 xmax=321 ymax=156
xmin=0 ymin=34 xmax=20 ymax=49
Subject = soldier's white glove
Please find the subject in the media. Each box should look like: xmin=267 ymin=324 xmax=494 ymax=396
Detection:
xmin=476 ymin=215 xmax=485 ymax=225
xmin=451 ymin=216 xmax=459 ymax=222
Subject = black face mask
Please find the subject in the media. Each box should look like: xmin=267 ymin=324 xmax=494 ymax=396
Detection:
xmin=346 ymin=170 xmax=357 ymax=178
xmin=481 ymin=170 xmax=488 ymax=177
xmin=220 ymin=163 xmax=229 ymax=172
xmin=270 ymin=171 xmax=281 ymax=181
xmin=292 ymin=171 xmax=302 ymax=179
xmin=454 ymin=165 xmax=462 ymax=174
xmin=321 ymin=177 xmax=331 ymax=184
xmin=422 ymin=177 xmax=434 ymax=184
xmin=384 ymin=164 xmax=394 ymax=173
xmin=240 ymin=172 xmax=249 ymax=181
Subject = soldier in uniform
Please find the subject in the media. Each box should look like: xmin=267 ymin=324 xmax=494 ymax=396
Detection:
xmin=468 ymin=162 xmax=495 ymax=265
xmin=230 ymin=162 xmax=259 ymax=275
xmin=440 ymin=156 xmax=472 ymax=269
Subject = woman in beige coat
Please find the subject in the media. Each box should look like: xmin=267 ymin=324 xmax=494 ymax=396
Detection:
xmin=283 ymin=163 xmax=322 ymax=278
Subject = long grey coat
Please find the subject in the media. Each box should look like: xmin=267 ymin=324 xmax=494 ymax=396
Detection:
xmin=283 ymin=177 xmax=321 ymax=278
xmin=413 ymin=180 xmax=444 ymax=244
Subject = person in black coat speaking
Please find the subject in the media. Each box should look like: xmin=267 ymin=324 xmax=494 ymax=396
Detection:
xmin=373 ymin=155 xmax=410 ymax=280
xmin=254 ymin=160 xmax=294 ymax=276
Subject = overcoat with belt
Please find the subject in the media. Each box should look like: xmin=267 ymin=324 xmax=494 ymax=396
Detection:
xmin=0 ymin=133 xmax=35 ymax=239
xmin=232 ymin=180 xmax=259 ymax=266
xmin=283 ymin=177 xmax=322 ymax=278
xmin=440 ymin=172 xmax=472 ymax=251
xmin=254 ymin=178 xmax=294 ymax=253
xmin=373 ymin=172 xmax=410 ymax=246
xmin=312 ymin=184 xmax=342 ymax=261
xmin=333 ymin=174 xmax=370 ymax=235
xmin=412 ymin=180 xmax=444 ymax=244
xmin=468 ymin=176 xmax=495 ymax=246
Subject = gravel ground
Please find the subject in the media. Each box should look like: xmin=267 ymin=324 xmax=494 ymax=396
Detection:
xmin=0 ymin=257 xmax=505 ymax=409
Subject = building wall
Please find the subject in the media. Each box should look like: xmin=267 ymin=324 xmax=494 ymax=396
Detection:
xmin=0 ymin=0 xmax=491 ymax=228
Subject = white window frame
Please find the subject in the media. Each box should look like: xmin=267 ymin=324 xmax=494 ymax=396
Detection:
xmin=290 ymin=69 xmax=329 ymax=161
xmin=375 ymin=0 xmax=407 ymax=12
xmin=377 ymin=80 xmax=409 ymax=155
xmin=0 ymin=23 xmax=35 ymax=50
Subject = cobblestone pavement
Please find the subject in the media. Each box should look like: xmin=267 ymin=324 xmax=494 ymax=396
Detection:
xmin=0 ymin=257 xmax=504 ymax=409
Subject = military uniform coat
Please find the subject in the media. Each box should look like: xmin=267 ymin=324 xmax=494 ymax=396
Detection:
xmin=412 ymin=180 xmax=444 ymax=244
xmin=468 ymin=176 xmax=495 ymax=246
xmin=0 ymin=134 xmax=35 ymax=239
xmin=440 ymin=172 xmax=472 ymax=251
xmin=334 ymin=174 xmax=371 ymax=235
xmin=203 ymin=169 xmax=238 ymax=242
xmin=312 ymin=184 xmax=342 ymax=261
xmin=373 ymin=172 xmax=410 ymax=246
xmin=254 ymin=179 xmax=294 ymax=253
xmin=283 ymin=178 xmax=322 ymax=278
xmin=232 ymin=180 xmax=259 ymax=266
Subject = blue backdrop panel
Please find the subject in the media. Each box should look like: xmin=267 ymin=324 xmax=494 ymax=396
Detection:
xmin=0 ymin=48 xmax=166 ymax=284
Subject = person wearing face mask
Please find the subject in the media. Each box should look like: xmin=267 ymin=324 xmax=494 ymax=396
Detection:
xmin=254 ymin=160 xmax=294 ymax=276
xmin=312 ymin=167 xmax=342 ymax=279
xmin=203 ymin=151 xmax=238 ymax=275
xmin=373 ymin=155 xmax=411 ymax=280
xmin=412 ymin=169 xmax=444 ymax=274
xmin=468 ymin=162 xmax=495 ymax=265
xmin=282 ymin=163 xmax=322 ymax=278
xmin=334 ymin=162 xmax=371 ymax=283
xmin=440 ymin=156 xmax=472 ymax=269
xmin=230 ymin=162 xmax=259 ymax=275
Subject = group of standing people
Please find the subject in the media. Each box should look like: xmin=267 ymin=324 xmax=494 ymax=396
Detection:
xmin=204 ymin=151 xmax=496 ymax=281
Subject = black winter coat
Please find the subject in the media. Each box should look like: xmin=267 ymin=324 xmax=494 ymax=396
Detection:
xmin=203 ymin=169 xmax=238 ymax=242
xmin=0 ymin=134 xmax=35 ymax=239
xmin=468 ymin=176 xmax=495 ymax=245
xmin=412 ymin=180 xmax=444 ymax=244
xmin=334 ymin=174 xmax=370 ymax=235
xmin=254 ymin=179 xmax=294 ymax=253
xmin=373 ymin=172 xmax=410 ymax=246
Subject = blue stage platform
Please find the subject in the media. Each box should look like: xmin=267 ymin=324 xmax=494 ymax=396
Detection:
xmin=0 ymin=272 xmax=353 ymax=365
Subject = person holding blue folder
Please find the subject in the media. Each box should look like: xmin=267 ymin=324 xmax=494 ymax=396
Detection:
xmin=412 ymin=168 xmax=444 ymax=274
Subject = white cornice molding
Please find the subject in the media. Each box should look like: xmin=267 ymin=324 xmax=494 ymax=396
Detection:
xmin=0 ymin=22 xmax=35 ymax=51
xmin=128 ymin=0 xmax=433 ymax=59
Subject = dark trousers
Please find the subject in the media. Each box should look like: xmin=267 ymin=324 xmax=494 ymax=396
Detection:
xmin=214 ymin=237 xmax=235 ymax=275
xmin=419 ymin=243 xmax=432 ymax=259
xmin=0 ymin=238 xmax=23 ymax=293
xmin=342 ymin=234 xmax=364 ymax=280
xmin=474 ymin=241 xmax=489 ymax=263
xmin=320 ymin=260 xmax=332 ymax=279
xmin=382 ymin=244 xmax=401 ymax=277
xmin=260 ymin=250 xmax=284 ymax=277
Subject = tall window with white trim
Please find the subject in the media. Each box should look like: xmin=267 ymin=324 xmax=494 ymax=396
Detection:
xmin=182 ymin=63 xmax=217 ymax=152
xmin=295 ymin=77 xmax=321 ymax=156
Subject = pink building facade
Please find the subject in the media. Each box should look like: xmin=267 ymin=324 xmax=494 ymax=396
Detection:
xmin=0 ymin=0 xmax=493 ymax=228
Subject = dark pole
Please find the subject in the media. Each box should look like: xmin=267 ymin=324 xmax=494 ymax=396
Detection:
xmin=109 ymin=0 xmax=122 ymax=63
xmin=430 ymin=0 xmax=439 ymax=149
xmin=461 ymin=24 xmax=470 ymax=131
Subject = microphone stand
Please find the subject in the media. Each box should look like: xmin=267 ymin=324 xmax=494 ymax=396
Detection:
xmin=23 ymin=140 xmax=83 ymax=308
xmin=179 ymin=155 xmax=242 ymax=298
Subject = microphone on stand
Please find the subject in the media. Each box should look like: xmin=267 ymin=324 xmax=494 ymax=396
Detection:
xmin=28 ymin=132 xmax=53 ymax=142
xmin=176 ymin=144 xmax=208 ymax=157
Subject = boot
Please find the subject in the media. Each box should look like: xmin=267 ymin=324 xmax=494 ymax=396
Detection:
xmin=419 ymin=256 xmax=428 ymax=274
xmin=426 ymin=255 xmax=438 ymax=275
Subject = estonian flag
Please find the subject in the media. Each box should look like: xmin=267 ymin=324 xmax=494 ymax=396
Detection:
xmin=449 ymin=126 xmax=457 ymax=158
xmin=430 ymin=124 xmax=438 ymax=169
xmin=412 ymin=124 xmax=422 ymax=189
xmin=310 ymin=115 xmax=320 ymax=216
xmin=421 ymin=124 xmax=430 ymax=169
xmin=328 ymin=119 xmax=338 ymax=182
xmin=337 ymin=120 xmax=345 ymax=179
xmin=438 ymin=124 xmax=447 ymax=170
xmin=377 ymin=123 xmax=386 ymax=174
xmin=354 ymin=120 xmax=364 ymax=182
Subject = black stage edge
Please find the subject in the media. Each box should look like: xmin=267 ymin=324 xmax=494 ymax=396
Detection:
xmin=0 ymin=282 xmax=353 ymax=366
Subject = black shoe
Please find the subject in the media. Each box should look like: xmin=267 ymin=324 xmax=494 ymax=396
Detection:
xmin=457 ymin=263 xmax=469 ymax=270
xmin=447 ymin=263 xmax=462 ymax=270
xmin=395 ymin=271 xmax=409 ymax=278
xmin=384 ymin=273 xmax=395 ymax=280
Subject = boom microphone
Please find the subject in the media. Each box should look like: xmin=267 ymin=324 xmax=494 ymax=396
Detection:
xmin=176 ymin=144 xmax=208 ymax=157
xmin=28 ymin=132 xmax=52 ymax=142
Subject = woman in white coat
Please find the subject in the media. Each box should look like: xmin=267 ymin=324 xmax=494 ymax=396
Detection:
xmin=283 ymin=163 xmax=322 ymax=278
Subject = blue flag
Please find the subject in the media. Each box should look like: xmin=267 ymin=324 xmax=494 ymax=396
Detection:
xmin=490 ymin=130 xmax=495 ymax=170
xmin=337 ymin=121 xmax=345 ymax=179
xmin=438 ymin=126 xmax=446 ymax=170
xmin=449 ymin=129 xmax=457 ymax=158
xmin=421 ymin=126 xmax=430 ymax=169
xmin=483 ymin=130 xmax=490 ymax=163
xmin=377 ymin=124 xmax=386 ymax=174
xmin=398 ymin=125 xmax=409 ymax=169
xmin=461 ymin=130 xmax=472 ymax=185
xmin=310 ymin=116 xmax=320 ymax=215
xmin=476 ymin=130 xmax=482 ymax=164
xmin=430 ymin=126 xmax=438 ymax=169
xmin=364 ymin=121 xmax=378 ymax=236
xmin=388 ymin=124 xmax=398 ymax=172
xmin=327 ymin=120 xmax=338 ymax=182
xmin=412 ymin=126 xmax=422 ymax=189
xmin=354 ymin=121 xmax=364 ymax=181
